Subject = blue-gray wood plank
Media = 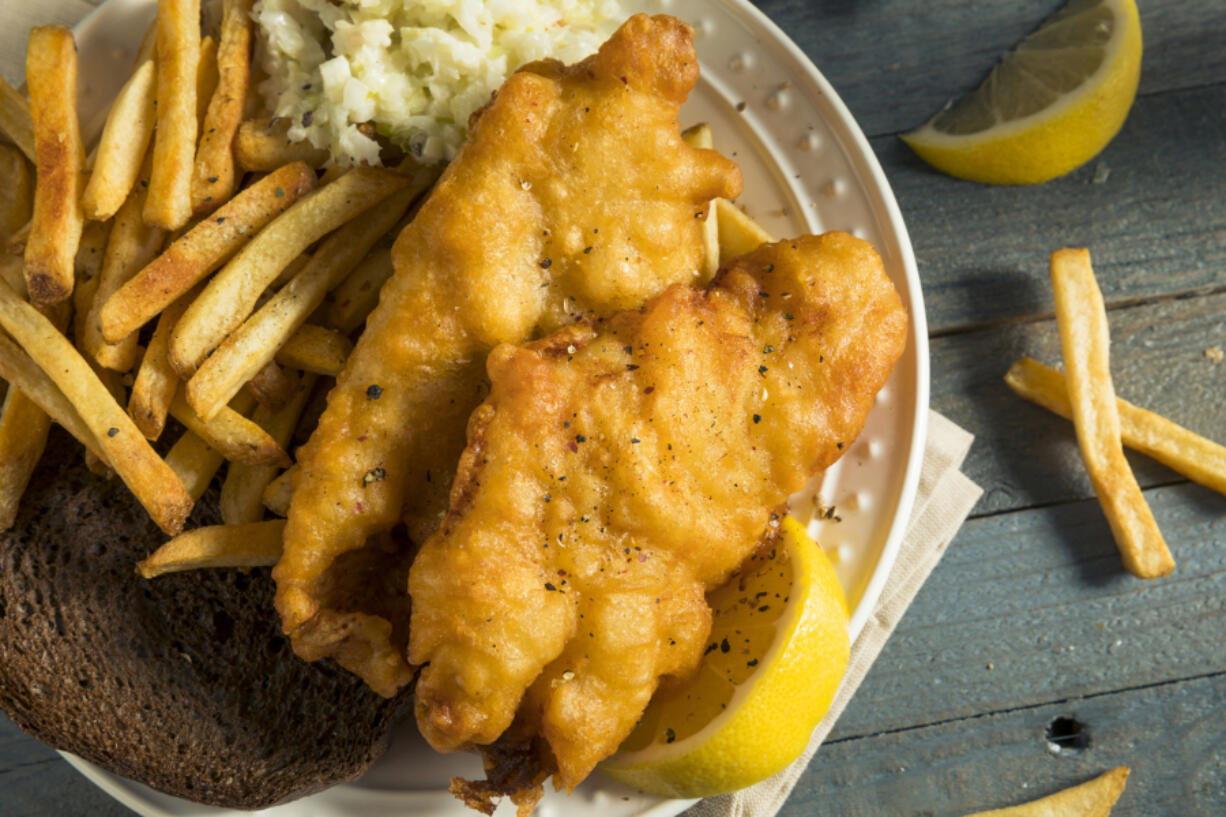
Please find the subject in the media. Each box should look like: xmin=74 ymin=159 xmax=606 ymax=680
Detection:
xmin=3 ymin=0 xmax=1226 ymax=815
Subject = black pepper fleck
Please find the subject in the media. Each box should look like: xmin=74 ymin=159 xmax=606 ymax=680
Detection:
xmin=106 ymin=427 xmax=119 ymax=438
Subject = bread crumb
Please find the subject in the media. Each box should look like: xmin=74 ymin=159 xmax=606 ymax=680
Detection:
xmin=1206 ymin=346 xmax=1223 ymax=364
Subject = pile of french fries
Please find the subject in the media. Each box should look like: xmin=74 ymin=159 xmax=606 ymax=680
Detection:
xmin=1006 ymin=249 xmax=1226 ymax=579
xmin=0 ymin=0 xmax=436 ymax=540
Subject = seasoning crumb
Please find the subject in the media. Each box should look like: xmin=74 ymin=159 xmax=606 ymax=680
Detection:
xmin=1206 ymin=346 xmax=1224 ymax=364
xmin=361 ymin=467 xmax=386 ymax=486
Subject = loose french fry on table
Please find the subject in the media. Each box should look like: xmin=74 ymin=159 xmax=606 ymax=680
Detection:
xmin=145 ymin=0 xmax=201 ymax=230
xmin=0 ymin=145 xmax=33 ymax=242
xmin=165 ymin=428 xmax=225 ymax=502
xmin=1050 ymin=248 xmax=1174 ymax=579
xmin=0 ymin=332 xmax=105 ymax=462
xmin=185 ymin=175 xmax=422 ymax=419
xmin=192 ymin=0 xmax=255 ymax=214
xmin=129 ymin=291 xmax=195 ymax=440
xmin=261 ymin=463 xmax=296 ymax=517
xmin=0 ymin=385 xmax=52 ymax=530
xmin=170 ymin=168 xmax=410 ymax=380
xmin=138 ymin=519 xmax=286 ymax=579
xmin=275 ymin=324 xmax=352 ymax=376
xmin=168 ymin=390 xmax=290 ymax=468
xmin=221 ymin=372 xmax=316 ymax=524
xmin=0 ymin=277 xmax=191 ymax=533
xmin=0 ymin=76 xmax=35 ymax=164
xmin=234 ymin=117 xmax=330 ymax=172
xmin=963 ymin=766 xmax=1129 ymax=817
xmin=24 ymin=26 xmax=85 ymax=305
xmin=681 ymin=122 xmax=720 ymax=280
xmin=83 ymin=170 xmax=165 ymax=372
xmin=81 ymin=60 xmax=158 ymax=222
xmin=245 ymin=359 xmax=294 ymax=409
xmin=1006 ymin=357 xmax=1226 ymax=497
xmin=101 ymin=162 xmax=317 ymax=343
xmin=715 ymin=197 xmax=776 ymax=264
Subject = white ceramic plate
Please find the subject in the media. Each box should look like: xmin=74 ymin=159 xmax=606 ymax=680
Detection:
xmin=62 ymin=0 xmax=930 ymax=814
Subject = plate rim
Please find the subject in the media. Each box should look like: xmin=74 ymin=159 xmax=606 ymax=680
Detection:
xmin=57 ymin=0 xmax=931 ymax=815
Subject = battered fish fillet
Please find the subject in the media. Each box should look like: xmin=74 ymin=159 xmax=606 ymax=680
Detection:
xmin=409 ymin=232 xmax=908 ymax=801
xmin=274 ymin=14 xmax=742 ymax=696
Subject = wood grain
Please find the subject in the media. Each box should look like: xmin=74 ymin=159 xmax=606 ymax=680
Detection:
xmin=782 ymin=672 xmax=1226 ymax=817
xmin=753 ymin=0 xmax=1226 ymax=138
xmin=934 ymin=291 xmax=1226 ymax=516
xmin=827 ymin=482 xmax=1226 ymax=740
xmin=882 ymin=84 xmax=1226 ymax=332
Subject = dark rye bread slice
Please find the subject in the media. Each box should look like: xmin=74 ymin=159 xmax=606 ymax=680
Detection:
xmin=0 ymin=429 xmax=406 ymax=808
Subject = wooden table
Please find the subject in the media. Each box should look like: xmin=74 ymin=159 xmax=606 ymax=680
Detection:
xmin=2 ymin=0 xmax=1224 ymax=814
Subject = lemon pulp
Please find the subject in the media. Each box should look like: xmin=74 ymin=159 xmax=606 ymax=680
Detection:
xmin=902 ymin=0 xmax=1142 ymax=185
xmin=600 ymin=516 xmax=849 ymax=798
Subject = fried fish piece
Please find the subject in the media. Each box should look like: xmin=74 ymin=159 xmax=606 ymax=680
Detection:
xmin=409 ymin=232 xmax=908 ymax=799
xmin=274 ymin=14 xmax=742 ymax=696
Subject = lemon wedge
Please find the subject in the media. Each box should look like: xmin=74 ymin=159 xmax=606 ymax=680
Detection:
xmin=902 ymin=0 xmax=1142 ymax=185
xmin=600 ymin=516 xmax=849 ymax=798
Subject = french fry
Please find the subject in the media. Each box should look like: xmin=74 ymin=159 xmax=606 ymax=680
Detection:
xmin=715 ymin=198 xmax=775 ymax=264
xmin=145 ymin=0 xmax=201 ymax=230
xmin=0 ymin=145 xmax=33 ymax=243
xmin=0 ymin=332 xmax=105 ymax=462
xmin=1050 ymin=248 xmax=1174 ymax=579
xmin=185 ymin=175 xmax=421 ymax=419
xmin=324 ymin=246 xmax=392 ymax=333
xmin=5 ymin=220 xmax=30 ymax=256
xmin=0 ymin=386 xmax=52 ymax=530
xmin=101 ymin=162 xmax=317 ymax=343
xmin=75 ymin=219 xmax=113 ymax=285
xmin=137 ymin=519 xmax=286 ymax=579
xmin=964 ymin=766 xmax=1129 ymax=817
xmin=245 ymin=358 xmax=293 ymax=409
xmin=0 ymin=76 xmax=35 ymax=164
xmin=235 ymin=117 xmax=330 ymax=172
xmin=275 ymin=324 xmax=352 ymax=376
xmin=681 ymin=123 xmax=720 ymax=281
xmin=81 ymin=60 xmax=158 ymax=222
xmin=1006 ymin=357 xmax=1226 ymax=497
xmin=0 ymin=277 xmax=191 ymax=533
xmin=192 ymin=0 xmax=255 ymax=215
xmin=270 ymin=251 xmax=311 ymax=290
xmin=24 ymin=26 xmax=85 ymax=305
xmin=168 ymin=390 xmax=290 ymax=467
xmin=134 ymin=17 xmax=159 ymax=67
xmin=221 ymin=372 xmax=315 ymax=524
xmin=165 ymin=428 xmax=225 ymax=502
xmin=129 ymin=290 xmax=195 ymax=439
xmin=170 ymin=168 xmax=410 ymax=378
xmin=83 ymin=172 xmax=165 ymax=372
xmin=196 ymin=36 xmax=220 ymax=127
xmin=261 ymin=463 xmax=296 ymax=517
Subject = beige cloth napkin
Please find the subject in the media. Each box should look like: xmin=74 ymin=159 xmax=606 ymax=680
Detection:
xmin=689 ymin=410 xmax=983 ymax=817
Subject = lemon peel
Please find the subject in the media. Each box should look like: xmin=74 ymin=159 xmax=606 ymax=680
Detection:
xmin=600 ymin=516 xmax=849 ymax=798
xmin=902 ymin=0 xmax=1142 ymax=185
